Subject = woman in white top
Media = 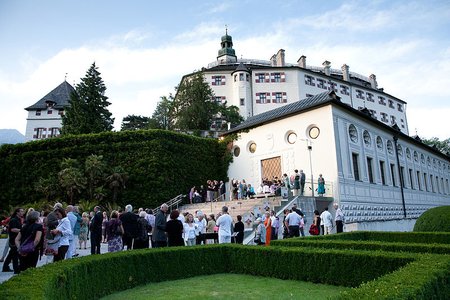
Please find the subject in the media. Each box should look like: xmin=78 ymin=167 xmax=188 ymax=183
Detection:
xmin=183 ymin=214 xmax=197 ymax=246
xmin=51 ymin=207 xmax=73 ymax=261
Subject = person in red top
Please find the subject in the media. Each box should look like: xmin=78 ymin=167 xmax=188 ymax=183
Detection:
xmin=264 ymin=211 xmax=272 ymax=246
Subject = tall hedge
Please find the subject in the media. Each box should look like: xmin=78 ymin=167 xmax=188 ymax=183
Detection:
xmin=0 ymin=130 xmax=231 ymax=210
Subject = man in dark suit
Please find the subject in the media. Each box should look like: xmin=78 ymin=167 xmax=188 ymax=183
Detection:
xmin=153 ymin=203 xmax=168 ymax=248
xmin=300 ymin=170 xmax=306 ymax=196
xmin=90 ymin=206 xmax=103 ymax=254
xmin=119 ymin=204 xmax=139 ymax=250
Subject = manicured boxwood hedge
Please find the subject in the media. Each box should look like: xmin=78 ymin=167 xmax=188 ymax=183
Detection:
xmin=271 ymin=238 xmax=450 ymax=254
xmin=1 ymin=244 xmax=448 ymax=299
xmin=0 ymin=130 xmax=231 ymax=210
xmin=296 ymin=231 xmax=450 ymax=244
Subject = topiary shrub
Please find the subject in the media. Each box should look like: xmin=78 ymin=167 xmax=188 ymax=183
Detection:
xmin=413 ymin=206 xmax=450 ymax=232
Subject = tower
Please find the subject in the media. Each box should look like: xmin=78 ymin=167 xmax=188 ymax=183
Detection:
xmin=217 ymin=29 xmax=237 ymax=64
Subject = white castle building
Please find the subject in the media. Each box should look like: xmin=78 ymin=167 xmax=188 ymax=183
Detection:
xmin=180 ymin=32 xmax=450 ymax=231
xmin=24 ymin=81 xmax=75 ymax=141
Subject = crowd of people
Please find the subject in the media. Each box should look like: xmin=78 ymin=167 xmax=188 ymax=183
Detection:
xmin=188 ymin=179 xmax=226 ymax=203
xmin=1 ymin=199 xmax=344 ymax=276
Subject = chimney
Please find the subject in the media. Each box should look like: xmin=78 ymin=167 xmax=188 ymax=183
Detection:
xmin=297 ymin=55 xmax=306 ymax=68
xmin=342 ymin=64 xmax=350 ymax=81
xmin=369 ymin=74 xmax=378 ymax=89
xmin=270 ymin=54 xmax=277 ymax=67
xmin=323 ymin=60 xmax=331 ymax=76
xmin=276 ymin=49 xmax=285 ymax=67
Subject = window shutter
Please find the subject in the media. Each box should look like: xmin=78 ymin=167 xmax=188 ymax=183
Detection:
xmin=221 ymin=76 xmax=226 ymax=85
xmin=270 ymin=74 xmax=275 ymax=83
xmin=265 ymin=73 xmax=270 ymax=83
xmin=256 ymin=93 xmax=261 ymax=103
xmin=281 ymin=73 xmax=286 ymax=82
xmin=283 ymin=92 xmax=287 ymax=103
xmin=211 ymin=76 xmax=215 ymax=85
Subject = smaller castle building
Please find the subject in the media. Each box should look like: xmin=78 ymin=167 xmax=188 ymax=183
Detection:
xmin=24 ymin=81 xmax=74 ymax=141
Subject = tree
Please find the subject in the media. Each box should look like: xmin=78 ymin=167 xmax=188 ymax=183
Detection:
xmin=62 ymin=62 xmax=114 ymax=134
xmin=421 ymin=137 xmax=450 ymax=155
xmin=34 ymin=176 xmax=60 ymax=201
xmin=58 ymin=158 xmax=86 ymax=204
xmin=106 ymin=166 xmax=128 ymax=203
xmin=172 ymin=72 xmax=219 ymax=131
xmin=121 ymin=115 xmax=151 ymax=131
xmin=148 ymin=95 xmax=175 ymax=130
xmin=85 ymin=154 xmax=107 ymax=200
xmin=218 ymin=103 xmax=244 ymax=130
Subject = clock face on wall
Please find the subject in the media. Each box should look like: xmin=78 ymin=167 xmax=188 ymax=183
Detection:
xmin=309 ymin=126 xmax=320 ymax=139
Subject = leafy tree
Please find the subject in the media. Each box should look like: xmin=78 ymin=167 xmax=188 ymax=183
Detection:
xmin=172 ymin=72 xmax=219 ymax=130
xmin=148 ymin=95 xmax=175 ymax=130
xmin=85 ymin=154 xmax=107 ymax=200
xmin=34 ymin=176 xmax=60 ymax=201
xmin=62 ymin=62 xmax=114 ymax=134
xmin=421 ymin=137 xmax=450 ymax=155
xmin=218 ymin=104 xmax=244 ymax=130
xmin=121 ymin=115 xmax=151 ymax=131
xmin=58 ymin=158 xmax=86 ymax=204
xmin=106 ymin=166 xmax=128 ymax=203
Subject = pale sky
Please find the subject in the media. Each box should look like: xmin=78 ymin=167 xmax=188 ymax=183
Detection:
xmin=0 ymin=0 xmax=449 ymax=139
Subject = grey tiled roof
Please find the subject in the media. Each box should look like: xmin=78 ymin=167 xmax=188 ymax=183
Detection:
xmin=25 ymin=81 xmax=75 ymax=111
xmin=226 ymin=91 xmax=340 ymax=134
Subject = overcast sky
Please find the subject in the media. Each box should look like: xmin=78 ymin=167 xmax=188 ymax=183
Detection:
xmin=0 ymin=0 xmax=449 ymax=139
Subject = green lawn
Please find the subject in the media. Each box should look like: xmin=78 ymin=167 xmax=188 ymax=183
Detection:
xmin=102 ymin=273 xmax=349 ymax=300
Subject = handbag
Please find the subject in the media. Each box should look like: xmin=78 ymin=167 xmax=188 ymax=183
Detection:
xmin=309 ymin=224 xmax=319 ymax=235
xmin=18 ymin=235 xmax=35 ymax=256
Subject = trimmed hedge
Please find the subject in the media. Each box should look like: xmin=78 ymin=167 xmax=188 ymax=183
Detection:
xmin=294 ymin=231 xmax=450 ymax=244
xmin=2 ymin=244 xmax=449 ymax=299
xmin=271 ymin=238 xmax=450 ymax=254
xmin=0 ymin=130 xmax=231 ymax=210
xmin=414 ymin=206 xmax=450 ymax=232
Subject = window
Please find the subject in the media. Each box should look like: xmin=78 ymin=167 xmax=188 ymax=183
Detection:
xmin=380 ymin=161 xmax=386 ymax=185
xmin=430 ymin=175 xmax=435 ymax=193
xmin=272 ymin=92 xmax=286 ymax=103
xmin=248 ymin=142 xmax=257 ymax=153
xmin=49 ymin=127 xmax=60 ymax=137
xmin=417 ymin=171 xmax=421 ymax=190
xmin=239 ymin=73 xmax=244 ymax=81
xmin=305 ymin=75 xmax=315 ymax=86
xmin=388 ymin=99 xmax=394 ymax=108
xmin=378 ymin=96 xmax=386 ymax=105
xmin=390 ymin=163 xmax=397 ymax=187
xmin=369 ymin=109 xmax=377 ymax=118
xmin=380 ymin=112 xmax=388 ymax=122
xmin=397 ymin=103 xmax=403 ymax=112
xmin=212 ymin=75 xmax=225 ymax=86
xmin=348 ymin=124 xmax=358 ymax=143
xmin=352 ymin=153 xmax=360 ymax=181
xmin=328 ymin=81 xmax=337 ymax=92
xmin=366 ymin=93 xmax=374 ymax=102
xmin=214 ymin=96 xmax=225 ymax=103
xmin=47 ymin=110 xmax=53 ymax=115
xmin=34 ymin=128 xmax=45 ymax=139
xmin=240 ymin=98 xmax=245 ymax=106
xmin=423 ymin=173 xmax=428 ymax=191
xmin=271 ymin=72 xmax=283 ymax=82
xmin=356 ymin=89 xmax=365 ymax=100
xmin=256 ymin=92 xmax=270 ymax=104
xmin=246 ymin=74 xmax=249 ymax=82
xmin=340 ymin=85 xmax=350 ymax=95
xmin=367 ymin=157 xmax=374 ymax=183
xmin=400 ymin=166 xmax=405 ymax=187
xmin=35 ymin=110 xmax=41 ymax=116
xmin=255 ymin=73 xmax=266 ymax=83
xmin=287 ymin=132 xmax=297 ymax=144
xmin=397 ymin=144 xmax=403 ymax=157
xmin=390 ymin=115 xmax=396 ymax=124
xmin=234 ymin=74 xmax=237 ymax=82
xmin=409 ymin=169 xmax=414 ymax=189
xmin=233 ymin=146 xmax=240 ymax=157
xmin=414 ymin=151 xmax=418 ymax=162
xmin=436 ymin=176 xmax=440 ymax=193
xmin=317 ymin=78 xmax=326 ymax=89
xmin=406 ymin=148 xmax=411 ymax=160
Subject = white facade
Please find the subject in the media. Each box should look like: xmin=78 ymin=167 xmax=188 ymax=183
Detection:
xmin=191 ymin=33 xmax=408 ymax=135
xmin=25 ymin=108 xmax=63 ymax=141
xmin=226 ymin=95 xmax=450 ymax=231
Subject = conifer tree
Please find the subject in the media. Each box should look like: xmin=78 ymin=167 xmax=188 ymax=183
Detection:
xmin=62 ymin=63 xmax=114 ymax=134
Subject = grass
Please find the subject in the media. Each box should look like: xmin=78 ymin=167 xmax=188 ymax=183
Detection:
xmin=102 ymin=273 xmax=349 ymax=300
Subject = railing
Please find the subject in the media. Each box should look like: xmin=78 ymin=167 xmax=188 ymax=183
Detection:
xmin=152 ymin=194 xmax=184 ymax=215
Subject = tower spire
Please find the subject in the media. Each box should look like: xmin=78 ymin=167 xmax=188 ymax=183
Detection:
xmin=217 ymin=27 xmax=237 ymax=64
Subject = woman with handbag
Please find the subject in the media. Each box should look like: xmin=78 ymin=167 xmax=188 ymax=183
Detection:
xmin=15 ymin=211 xmax=43 ymax=273
xmin=106 ymin=211 xmax=124 ymax=252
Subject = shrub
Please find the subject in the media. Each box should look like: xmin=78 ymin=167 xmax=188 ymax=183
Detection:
xmin=413 ymin=205 xmax=450 ymax=232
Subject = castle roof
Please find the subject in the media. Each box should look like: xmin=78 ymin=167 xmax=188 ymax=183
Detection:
xmin=25 ymin=81 xmax=75 ymax=111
